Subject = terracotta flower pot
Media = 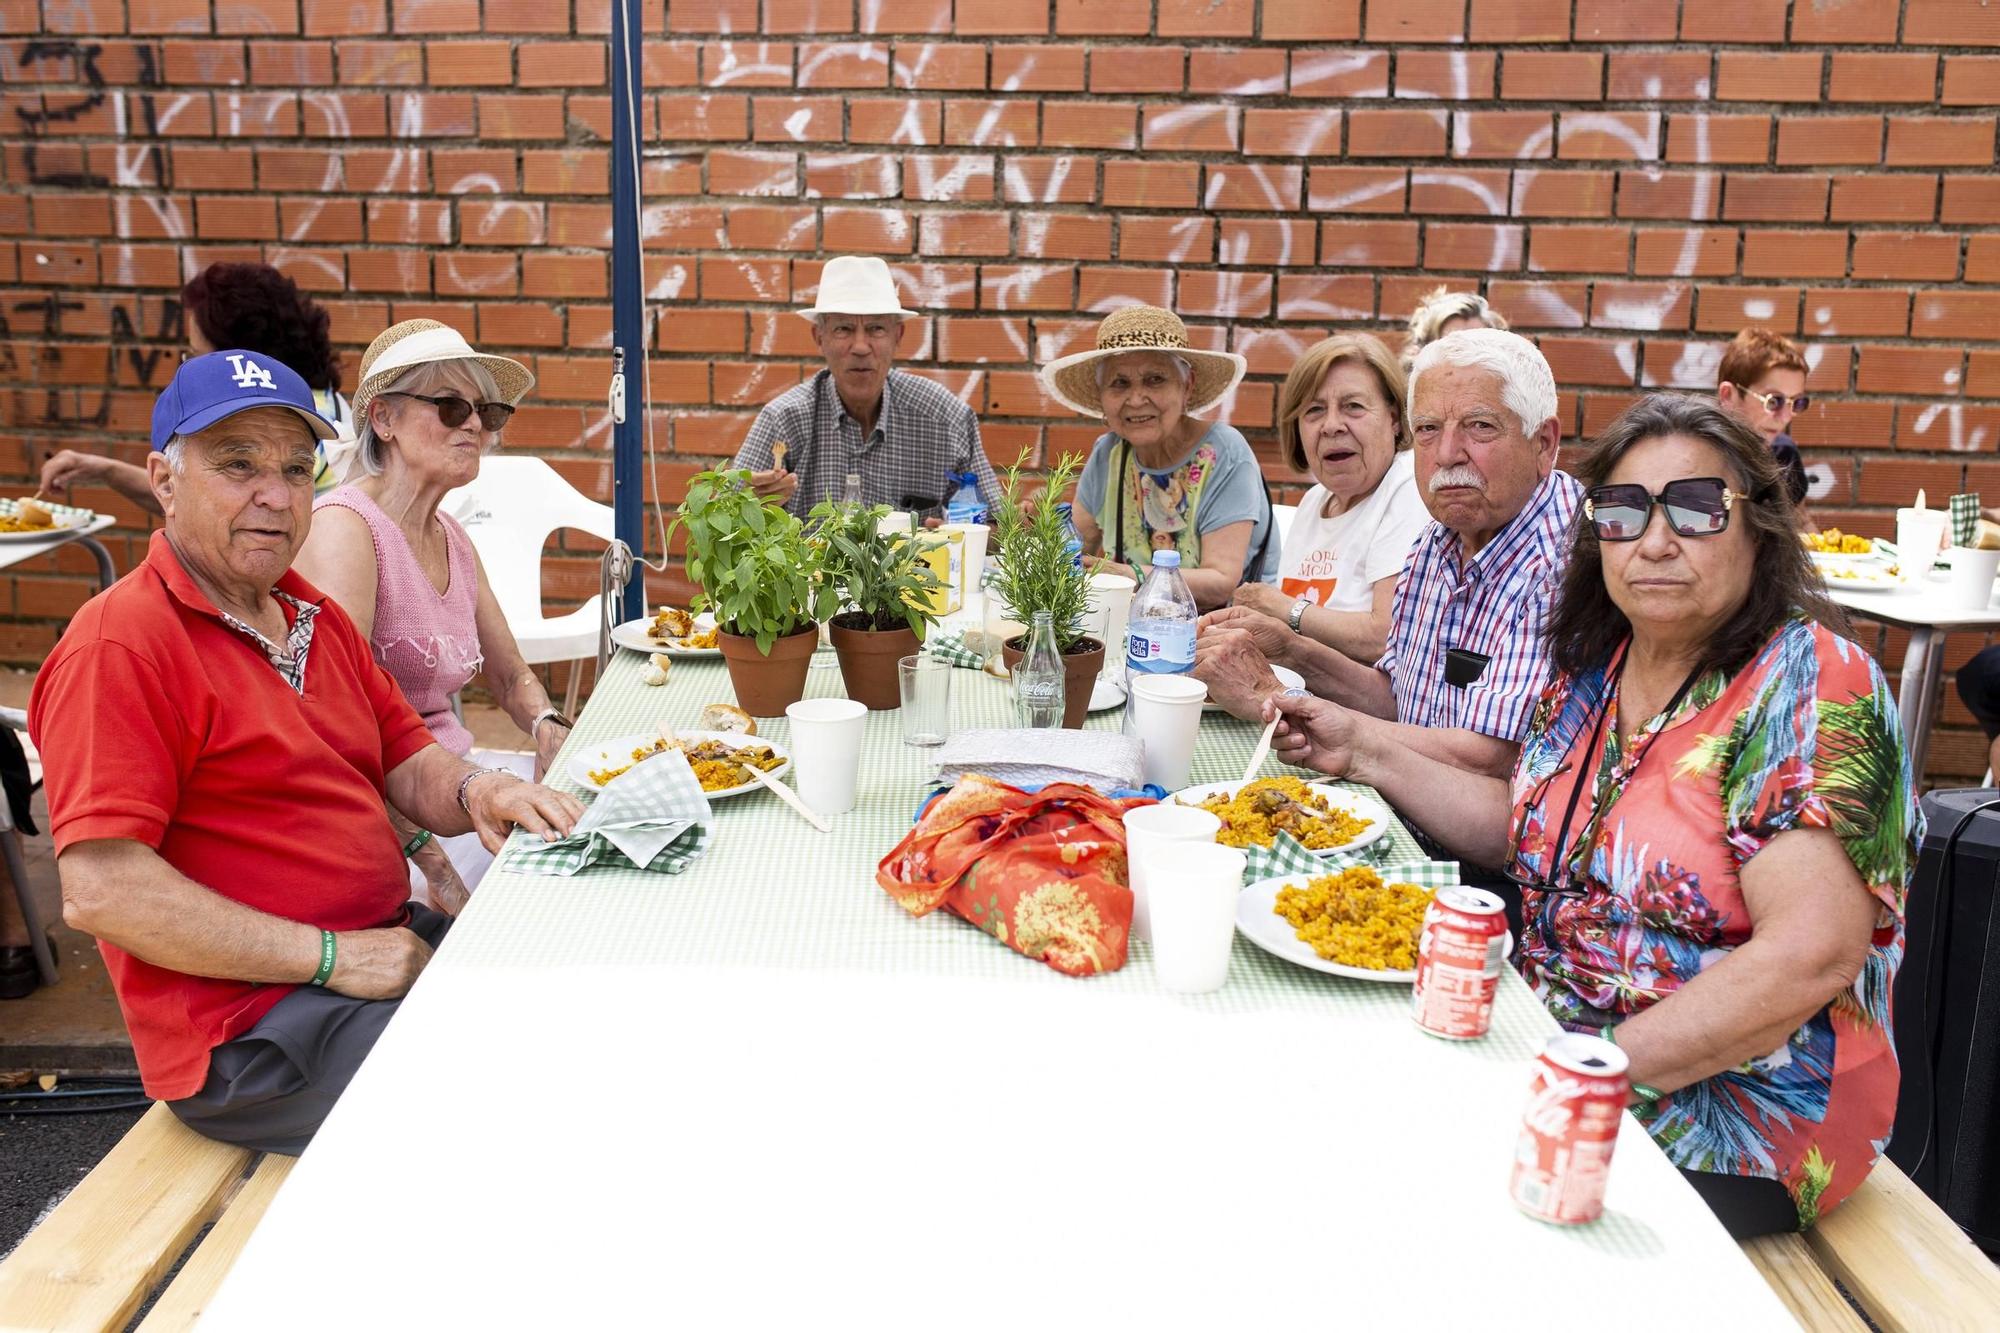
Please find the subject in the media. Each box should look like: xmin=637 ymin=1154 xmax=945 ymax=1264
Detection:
xmin=1001 ymin=635 xmax=1105 ymax=729
xmin=716 ymin=623 xmax=821 ymax=717
xmin=828 ymin=616 xmax=920 ymax=710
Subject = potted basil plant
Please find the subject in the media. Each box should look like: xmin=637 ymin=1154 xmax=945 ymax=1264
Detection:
xmin=667 ymin=468 xmax=838 ymax=717
xmin=809 ymin=500 xmax=945 ymax=709
xmin=989 ymin=455 xmax=1103 ymax=728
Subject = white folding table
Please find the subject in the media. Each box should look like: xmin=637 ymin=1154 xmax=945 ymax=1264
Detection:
xmin=1827 ymin=581 xmax=2000 ymax=779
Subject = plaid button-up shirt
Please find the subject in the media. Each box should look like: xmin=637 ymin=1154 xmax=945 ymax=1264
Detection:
xmin=731 ymin=368 xmax=1004 ymax=519
xmin=217 ymin=589 xmax=321 ymax=694
xmin=1376 ymin=469 xmax=1581 ymax=741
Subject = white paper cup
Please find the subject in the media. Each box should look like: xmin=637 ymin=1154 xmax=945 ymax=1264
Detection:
xmin=1129 ymin=673 xmax=1208 ymax=790
xmin=1122 ymin=802 xmax=1221 ymax=943
xmin=783 ymin=698 xmax=867 ymax=816
xmin=1947 ymin=546 xmax=2000 ymax=609
xmin=1896 ymin=509 xmax=1949 ymax=585
xmin=1087 ymin=571 xmax=1137 ymax=679
xmin=943 ymin=522 xmax=989 ymax=601
xmin=1141 ymin=841 xmax=1245 ymax=994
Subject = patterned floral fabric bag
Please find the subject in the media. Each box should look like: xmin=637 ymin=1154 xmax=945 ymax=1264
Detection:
xmin=877 ymin=775 xmax=1149 ymax=976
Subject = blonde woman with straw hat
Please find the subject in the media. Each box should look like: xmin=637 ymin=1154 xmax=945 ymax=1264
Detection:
xmin=294 ymin=320 xmax=570 ymax=913
xmin=1038 ymin=305 xmax=1277 ymax=612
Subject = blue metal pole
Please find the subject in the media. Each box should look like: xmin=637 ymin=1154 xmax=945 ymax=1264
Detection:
xmin=608 ymin=0 xmax=646 ymax=621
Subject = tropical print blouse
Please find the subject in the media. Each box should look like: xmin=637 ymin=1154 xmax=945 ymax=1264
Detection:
xmin=1508 ymin=614 xmax=1920 ymax=1229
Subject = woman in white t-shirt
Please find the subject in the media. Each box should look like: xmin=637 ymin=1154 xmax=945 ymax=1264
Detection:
xmin=1231 ymin=334 xmax=1430 ymax=665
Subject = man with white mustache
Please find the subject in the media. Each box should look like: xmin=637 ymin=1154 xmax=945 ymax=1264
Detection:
xmin=1196 ymin=329 xmax=1580 ymax=784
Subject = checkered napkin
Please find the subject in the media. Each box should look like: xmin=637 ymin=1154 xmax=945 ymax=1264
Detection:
xmin=1243 ymin=830 xmax=1458 ymax=889
xmin=1953 ymin=492 xmax=1983 ymax=547
xmin=505 ymin=749 xmax=712 ymax=876
xmin=923 ymin=627 xmax=988 ymax=670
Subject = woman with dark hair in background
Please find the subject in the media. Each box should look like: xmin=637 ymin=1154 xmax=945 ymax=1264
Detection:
xmin=38 ymin=262 xmax=355 ymax=511
xmin=1264 ymin=394 xmax=1919 ymax=1237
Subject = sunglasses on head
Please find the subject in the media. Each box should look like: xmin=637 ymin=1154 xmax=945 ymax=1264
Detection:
xmin=385 ymin=391 xmax=514 ymax=432
xmin=1731 ymin=383 xmax=1810 ymax=415
xmin=1584 ymin=476 xmax=1748 ymax=542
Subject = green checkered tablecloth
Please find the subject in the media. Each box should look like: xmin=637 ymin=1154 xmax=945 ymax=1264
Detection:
xmin=505 ymin=736 xmax=712 ymax=876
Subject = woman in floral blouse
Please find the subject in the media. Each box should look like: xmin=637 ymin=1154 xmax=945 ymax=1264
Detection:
xmin=1264 ymin=394 xmax=1918 ymax=1237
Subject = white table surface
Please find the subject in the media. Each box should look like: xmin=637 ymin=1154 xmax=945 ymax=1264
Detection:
xmin=0 ymin=513 xmax=116 ymax=578
xmin=200 ymin=652 xmax=1798 ymax=1332
xmin=1827 ymin=577 xmax=2000 ymax=631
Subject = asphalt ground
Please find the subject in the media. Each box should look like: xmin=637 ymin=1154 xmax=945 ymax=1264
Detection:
xmin=0 ymin=1089 xmax=147 ymax=1258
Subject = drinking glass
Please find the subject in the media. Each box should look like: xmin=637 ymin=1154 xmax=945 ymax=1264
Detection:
xmin=898 ymin=655 xmax=952 ymax=746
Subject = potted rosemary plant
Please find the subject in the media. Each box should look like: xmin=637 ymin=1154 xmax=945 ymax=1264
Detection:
xmin=809 ymin=500 xmax=945 ymax=709
xmin=990 ymin=456 xmax=1104 ymax=728
xmin=668 ymin=468 xmax=837 ymax=717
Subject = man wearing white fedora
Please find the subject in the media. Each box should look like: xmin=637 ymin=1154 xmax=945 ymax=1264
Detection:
xmin=730 ymin=255 xmax=1003 ymax=518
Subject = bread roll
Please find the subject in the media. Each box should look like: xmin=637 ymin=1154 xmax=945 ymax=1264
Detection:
xmin=698 ymin=703 xmax=755 ymax=735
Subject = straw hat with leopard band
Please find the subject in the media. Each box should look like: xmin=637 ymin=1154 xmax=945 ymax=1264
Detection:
xmin=350 ymin=319 xmax=535 ymax=434
xmin=1037 ymin=305 xmax=1247 ymax=420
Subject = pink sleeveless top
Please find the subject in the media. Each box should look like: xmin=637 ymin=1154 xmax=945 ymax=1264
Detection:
xmin=315 ymin=486 xmax=483 ymax=756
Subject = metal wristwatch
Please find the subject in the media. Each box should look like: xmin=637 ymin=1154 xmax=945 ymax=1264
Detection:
xmin=530 ymin=707 xmax=573 ymax=735
xmin=1286 ymin=596 xmax=1311 ymax=634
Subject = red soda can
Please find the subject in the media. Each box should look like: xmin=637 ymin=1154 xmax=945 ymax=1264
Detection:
xmin=1509 ymin=1033 xmax=1631 ymax=1225
xmin=1411 ymin=886 xmax=1508 ymax=1040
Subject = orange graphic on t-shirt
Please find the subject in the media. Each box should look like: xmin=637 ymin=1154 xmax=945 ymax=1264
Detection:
xmin=1280 ymin=574 xmax=1337 ymax=605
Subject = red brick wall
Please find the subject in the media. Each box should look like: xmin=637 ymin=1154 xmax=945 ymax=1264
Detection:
xmin=4 ymin=0 xmax=2000 ymax=775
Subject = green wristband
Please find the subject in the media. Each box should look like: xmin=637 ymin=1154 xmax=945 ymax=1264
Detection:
xmin=309 ymin=928 xmax=336 ymax=987
xmin=403 ymin=828 xmax=434 ymax=858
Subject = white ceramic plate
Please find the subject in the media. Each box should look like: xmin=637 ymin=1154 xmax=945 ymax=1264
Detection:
xmin=1235 ymin=871 xmax=1511 ymax=984
xmin=611 ymin=612 xmax=720 ymax=657
xmin=1203 ymin=663 xmax=1304 ymax=711
xmin=1820 ymin=569 xmax=1905 ymax=593
xmin=1808 ymin=548 xmax=1885 ymax=568
xmin=0 ymin=498 xmax=94 ymax=543
xmin=566 ymin=729 xmax=790 ymax=798
xmin=1171 ymin=780 xmax=1392 ymax=859
xmin=1088 ymin=677 xmax=1125 ymax=713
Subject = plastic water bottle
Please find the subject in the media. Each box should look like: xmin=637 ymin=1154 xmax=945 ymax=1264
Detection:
xmin=1014 ymin=610 xmax=1065 ymax=729
xmin=1124 ymin=550 xmax=1198 ymax=731
xmin=944 ymin=470 xmax=987 ymax=525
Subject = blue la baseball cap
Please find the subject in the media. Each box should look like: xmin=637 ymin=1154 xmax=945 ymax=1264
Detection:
xmin=150 ymin=350 xmax=340 ymax=452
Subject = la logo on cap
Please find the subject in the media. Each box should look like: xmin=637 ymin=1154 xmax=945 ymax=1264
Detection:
xmin=226 ymin=353 xmax=276 ymax=391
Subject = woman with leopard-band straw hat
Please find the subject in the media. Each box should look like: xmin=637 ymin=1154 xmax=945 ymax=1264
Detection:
xmin=294 ymin=319 xmax=571 ymax=914
xmin=1038 ymin=305 xmax=1277 ymax=612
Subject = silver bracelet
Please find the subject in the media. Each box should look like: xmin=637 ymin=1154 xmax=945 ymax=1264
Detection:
xmin=1286 ymin=596 xmax=1311 ymax=634
xmin=456 ymin=765 xmax=507 ymax=815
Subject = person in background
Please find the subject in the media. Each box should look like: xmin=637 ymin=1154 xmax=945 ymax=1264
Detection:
xmin=730 ymin=255 xmax=1001 ymax=520
xmin=1402 ymin=285 xmax=1509 ymax=371
xmin=40 ymin=263 xmax=356 ymax=509
xmin=1264 ymin=394 xmax=1915 ymax=1238
xmin=294 ymin=321 xmax=572 ymax=912
xmin=30 ymin=351 xmax=580 ymax=1152
xmin=1716 ymin=327 xmax=1813 ymax=528
xmin=1039 ymin=305 xmax=1276 ymax=612
xmin=1227 ymin=334 xmax=1430 ymax=666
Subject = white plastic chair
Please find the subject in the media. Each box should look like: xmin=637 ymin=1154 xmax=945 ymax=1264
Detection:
xmin=442 ymin=457 xmax=616 ymax=716
xmin=1270 ymin=503 xmax=1297 ymax=554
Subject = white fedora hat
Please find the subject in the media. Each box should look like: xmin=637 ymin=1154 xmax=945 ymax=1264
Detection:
xmin=351 ymin=319 xmax=534 ymax=431
xmin=796 ymin=255 xmax=920 ymax=322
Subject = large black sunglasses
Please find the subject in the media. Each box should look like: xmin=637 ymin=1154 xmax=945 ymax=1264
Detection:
xmin=384 ymin=391 xmax=514 ymax=432
xmin=1584 ymin=476 xmax=1746 ymax=542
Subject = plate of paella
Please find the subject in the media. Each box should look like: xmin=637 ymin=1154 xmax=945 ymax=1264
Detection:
xmin=568 ymin=730 xmax=790 ymax=798
xmin=611 ymin=607 xmax=721 ymax=657
xmin=1172 ymin=775 xmax=1391 ymax=859
xmin=1235 ymin=866 xmax=1508 ymax=984
xmin=0 ymin=497 xmax=95 ymax=542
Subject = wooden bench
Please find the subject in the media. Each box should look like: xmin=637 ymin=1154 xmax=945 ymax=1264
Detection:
xmin=0 ymin=1103 xmax=293 ymax=1332
xmin=1741 ymin=1157 xmax=2000 ymax=1331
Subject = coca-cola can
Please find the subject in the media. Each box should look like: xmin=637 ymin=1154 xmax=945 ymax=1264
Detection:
xmin=1411 ymin=886 xmax=1508 ymax=1040
xmin=1510 ymin=1033 xmax=1631 ymax=1225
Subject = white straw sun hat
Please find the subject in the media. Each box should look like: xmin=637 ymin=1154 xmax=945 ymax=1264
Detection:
xmin=1037 ymin=306 xmax=1247 ymax=419
xmin=350 ymin=319 xmax=535 ymax=430
xmin=795 ymin=255 xmax=920 ymax=321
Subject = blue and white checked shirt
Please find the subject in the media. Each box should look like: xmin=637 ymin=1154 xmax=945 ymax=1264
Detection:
xmin=1375 ymin=470 xmax=1581 ymax=741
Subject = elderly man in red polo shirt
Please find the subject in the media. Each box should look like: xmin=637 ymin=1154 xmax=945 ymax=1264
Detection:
xmin=29 ymin=351 xmax=582 ymax=1154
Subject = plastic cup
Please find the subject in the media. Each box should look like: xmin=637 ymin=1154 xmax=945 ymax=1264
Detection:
xmin=1087 ymin=571 xmax=1137 ymax=680
xmin=783 ymin=698 xmax=868 ymax=817
xmin=898 ymin=654 xmax=952 ymax=746
xmin=1129 ymin=674 xmax=1208 ymax=790
xmin=1947 ymin=547 xmax=2000 ymax=610
xmin=1141 ymin=841 xmax=1245 ymax=994
xmin=943 ymin=522 xmax=989 ymax=603
xmin=1897 ymin=509 xmax=1949 ymax=585
xmin=1122 ymin=802 xmax=1221 ymax=943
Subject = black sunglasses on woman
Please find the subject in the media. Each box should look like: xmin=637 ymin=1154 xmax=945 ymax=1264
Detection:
xmin=1583 ymin=476 xmax=1754 ymax=542
xmin=384 ymin=391 xmax=515 ymax=432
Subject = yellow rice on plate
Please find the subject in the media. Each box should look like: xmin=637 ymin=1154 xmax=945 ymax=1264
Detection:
xmin=588 ymin=738 xmax=783 ymax=791
xmin=1194 ymin=776 xmax=1372 ymax=850
xmin=1273 ymin=867 xmax=1433 ymax=970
